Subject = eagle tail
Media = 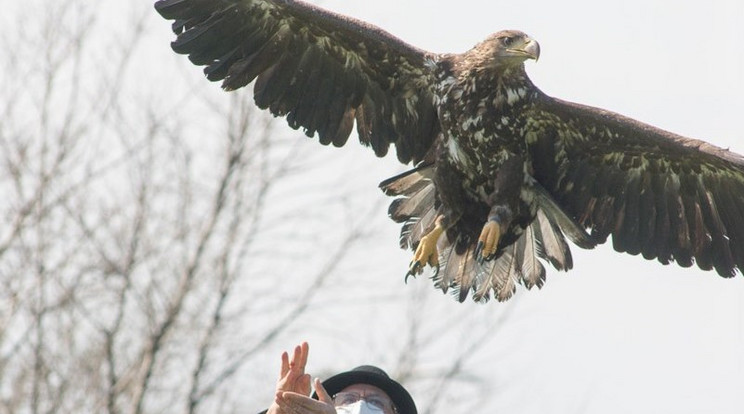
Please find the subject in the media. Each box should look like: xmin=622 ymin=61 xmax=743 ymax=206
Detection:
xmin=435 ymin=238 xmax=470 ymax=301
xmin=380 ymin=164 xmax=437 ymax=250
xmin=382 ymin=166 xmax=596 ymax=303
xmin=434 ymin=234 xmax=523 ymax=303
xmin=471 ymin=223 xmax=544 ymax=303
xmin=434 ymin=200 xmax=591 ymax=303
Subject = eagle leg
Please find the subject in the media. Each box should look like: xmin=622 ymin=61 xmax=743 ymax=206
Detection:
xmin=475 ymin=219 xmax=502 ymax=262
xmin=475 ymin=155 xmax=520 ymax=262
xmin=406 ymin=215 xmax=446 ymax=282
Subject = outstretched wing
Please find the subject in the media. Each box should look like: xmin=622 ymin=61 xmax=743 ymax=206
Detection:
xmin=526 ymin=96 xmax=744 ymax=277
xmin=155 ymin=0 xmax=439 ymax=164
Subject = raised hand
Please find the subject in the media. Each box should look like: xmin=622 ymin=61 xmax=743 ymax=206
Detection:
xmin=267 ymin=342 xmax=312 ymax=414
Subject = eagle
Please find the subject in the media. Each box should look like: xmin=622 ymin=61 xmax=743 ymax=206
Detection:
xmin=155 ymin=0 xmax=744 ymax=302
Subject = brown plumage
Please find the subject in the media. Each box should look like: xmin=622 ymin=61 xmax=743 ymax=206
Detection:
xmin=156 ymin=0 xmax=744 ymax=303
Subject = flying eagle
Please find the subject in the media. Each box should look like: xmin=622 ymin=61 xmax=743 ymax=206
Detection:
xmin=155 ymin=0 xmax=744 ymax=302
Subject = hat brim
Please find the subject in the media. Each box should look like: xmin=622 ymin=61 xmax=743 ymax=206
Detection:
xmin=312 ymin=370 xmax=417 ymax=414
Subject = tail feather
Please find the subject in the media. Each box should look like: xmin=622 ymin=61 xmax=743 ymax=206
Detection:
xmin=388 ymin=184 xmax=435 ymax=222
xmin=379 ymin=163 xmax=434 ymax=196
xmin=430 ymin=202 xmax=590 ymax=303
xmin=472 ymin=260 xmax=495 ymax=302
xmin=532 ymin=209 xmax=573 ymax=271
xmin=488 ymin=245 xmax=519 ymax=302
xmin=434 ymin=238 xmax=461 ymax=295
xmin=519 ymin=225 xmax=547 ymax=289
xmin=467 ymin=244 xmax=518 ymax=303
xmin=434 ymin=235 xmax=481 ymax=303
xmin=381 ymin=164 xmax=438 ymax=250
xmin=454 ymin=248 xmax=477 ymax=302
xmin=382 ymin=168 xmax=595 ymax=304
xmin=533 ymin=184 xmax=597 ymax=249
xmin=399 ymin=207 xmax=437 ymax=250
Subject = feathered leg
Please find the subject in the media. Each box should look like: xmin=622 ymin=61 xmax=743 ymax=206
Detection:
xmin=475 ymin=154 xmax=523 ymax=262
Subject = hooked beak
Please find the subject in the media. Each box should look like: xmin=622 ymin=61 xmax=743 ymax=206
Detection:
xmin=509 ymin=38 xmax=540 ymax=61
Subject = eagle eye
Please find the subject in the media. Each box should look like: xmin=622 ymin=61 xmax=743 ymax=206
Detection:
xmin=501 ymin=36 xmax=514 ymax=46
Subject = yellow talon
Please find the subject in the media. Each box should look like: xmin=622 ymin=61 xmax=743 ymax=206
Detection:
xmin=415 ymin=230 xmax=442 ymax=267
xmin=407 ymin=218 xmax=444 ymax=278
xmin=477 ymin=220 xmax=501 ymax=260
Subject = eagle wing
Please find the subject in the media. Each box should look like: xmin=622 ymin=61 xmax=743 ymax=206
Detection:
xmin=155 ymin=0 xmax=439 ymax=164
xmin=526 ymin=96 xmax=744 ymax=276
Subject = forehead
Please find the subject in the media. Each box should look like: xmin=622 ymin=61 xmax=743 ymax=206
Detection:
xmin=489 ymin=29 xmax=528 ymax=40
xmin=340 ymin=383 xmax=390 ymax=397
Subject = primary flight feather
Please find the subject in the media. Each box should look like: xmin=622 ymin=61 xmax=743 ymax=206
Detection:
xmin=155 ymin=0 xmax=744 ymax=302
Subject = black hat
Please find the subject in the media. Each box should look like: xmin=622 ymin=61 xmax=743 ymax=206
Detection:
xmin=312 ymin=365 xmax=417 ymax=414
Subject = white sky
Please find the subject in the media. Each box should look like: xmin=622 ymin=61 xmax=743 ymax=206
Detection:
xmin=272 ymin=1 xmax=744 ymax=413
xmin=3 ymin=0 xmax=742 ymax=412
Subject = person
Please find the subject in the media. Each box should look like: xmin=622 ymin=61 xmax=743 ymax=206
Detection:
xmin=259 ymin=342 xmax=416 ymax=414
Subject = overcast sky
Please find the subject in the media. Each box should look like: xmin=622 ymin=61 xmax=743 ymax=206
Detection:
xmin=267 ymin=1 xmax=744 ymax=413
xmin=2 ymin=0 xmax=741 ymax=412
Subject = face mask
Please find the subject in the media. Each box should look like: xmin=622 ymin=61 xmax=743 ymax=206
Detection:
xmin=335 ymin=400 xmax=385 ymax=414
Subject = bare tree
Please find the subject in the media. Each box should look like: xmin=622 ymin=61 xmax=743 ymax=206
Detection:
xmin=0 ymin=2 xmax=513 ymax=414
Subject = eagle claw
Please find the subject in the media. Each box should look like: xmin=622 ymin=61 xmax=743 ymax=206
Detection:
xmin=406 ymin=222 xmax=444 ymax=281
xmin=476 ymin=220 xmax=501 ymax=262
xmin=405 ymin=262 xmax=422 ymax=283
xmin=405 ymin=261 xmax=439 ymax=283
xmin=475 ymin=241 xmax=485 ymax=263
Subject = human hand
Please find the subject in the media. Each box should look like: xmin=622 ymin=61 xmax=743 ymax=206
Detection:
xmin=278 ymin=342 xmax=311 ymax=395
xmin=273 ymin=378 xmax=335 ymax=414
xmin=266 ymin=342 xmax=312 ymax=414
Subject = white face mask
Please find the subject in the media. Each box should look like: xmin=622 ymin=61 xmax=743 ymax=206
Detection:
xmin=335 ymin=400 xmax=385 ymax=414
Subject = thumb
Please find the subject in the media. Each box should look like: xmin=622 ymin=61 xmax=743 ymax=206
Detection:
xmin=314 ymin=377 xmax=333 ymax=404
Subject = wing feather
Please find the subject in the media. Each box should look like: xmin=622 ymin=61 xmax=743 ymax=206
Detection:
xmin=528 ymin=95 xmax=744 ymax=276
xmin=155 ymin=0 xmax=439 ymax=164
xmin=636 ymin=170 xmax=656 ymax=258
xmin=616 ymin=172 xmax=641 ymax=255
xmin=648 ymin=174 xmax=670 ymax=262
xmin=715 ymin=180 xmax=744 ymax=266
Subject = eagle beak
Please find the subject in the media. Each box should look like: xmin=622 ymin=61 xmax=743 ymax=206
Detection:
xmin=506 ymin=38 xmax=540 ymax=62
xmin=523 ymin=38 xmax=540 ymax=61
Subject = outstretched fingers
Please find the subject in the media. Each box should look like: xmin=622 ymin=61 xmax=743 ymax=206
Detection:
xmin=276 ymin=342 xmax=312 ymax=395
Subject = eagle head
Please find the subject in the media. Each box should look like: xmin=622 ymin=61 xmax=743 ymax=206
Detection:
xmin=471 ymin=30 xmax=540 ymax=69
